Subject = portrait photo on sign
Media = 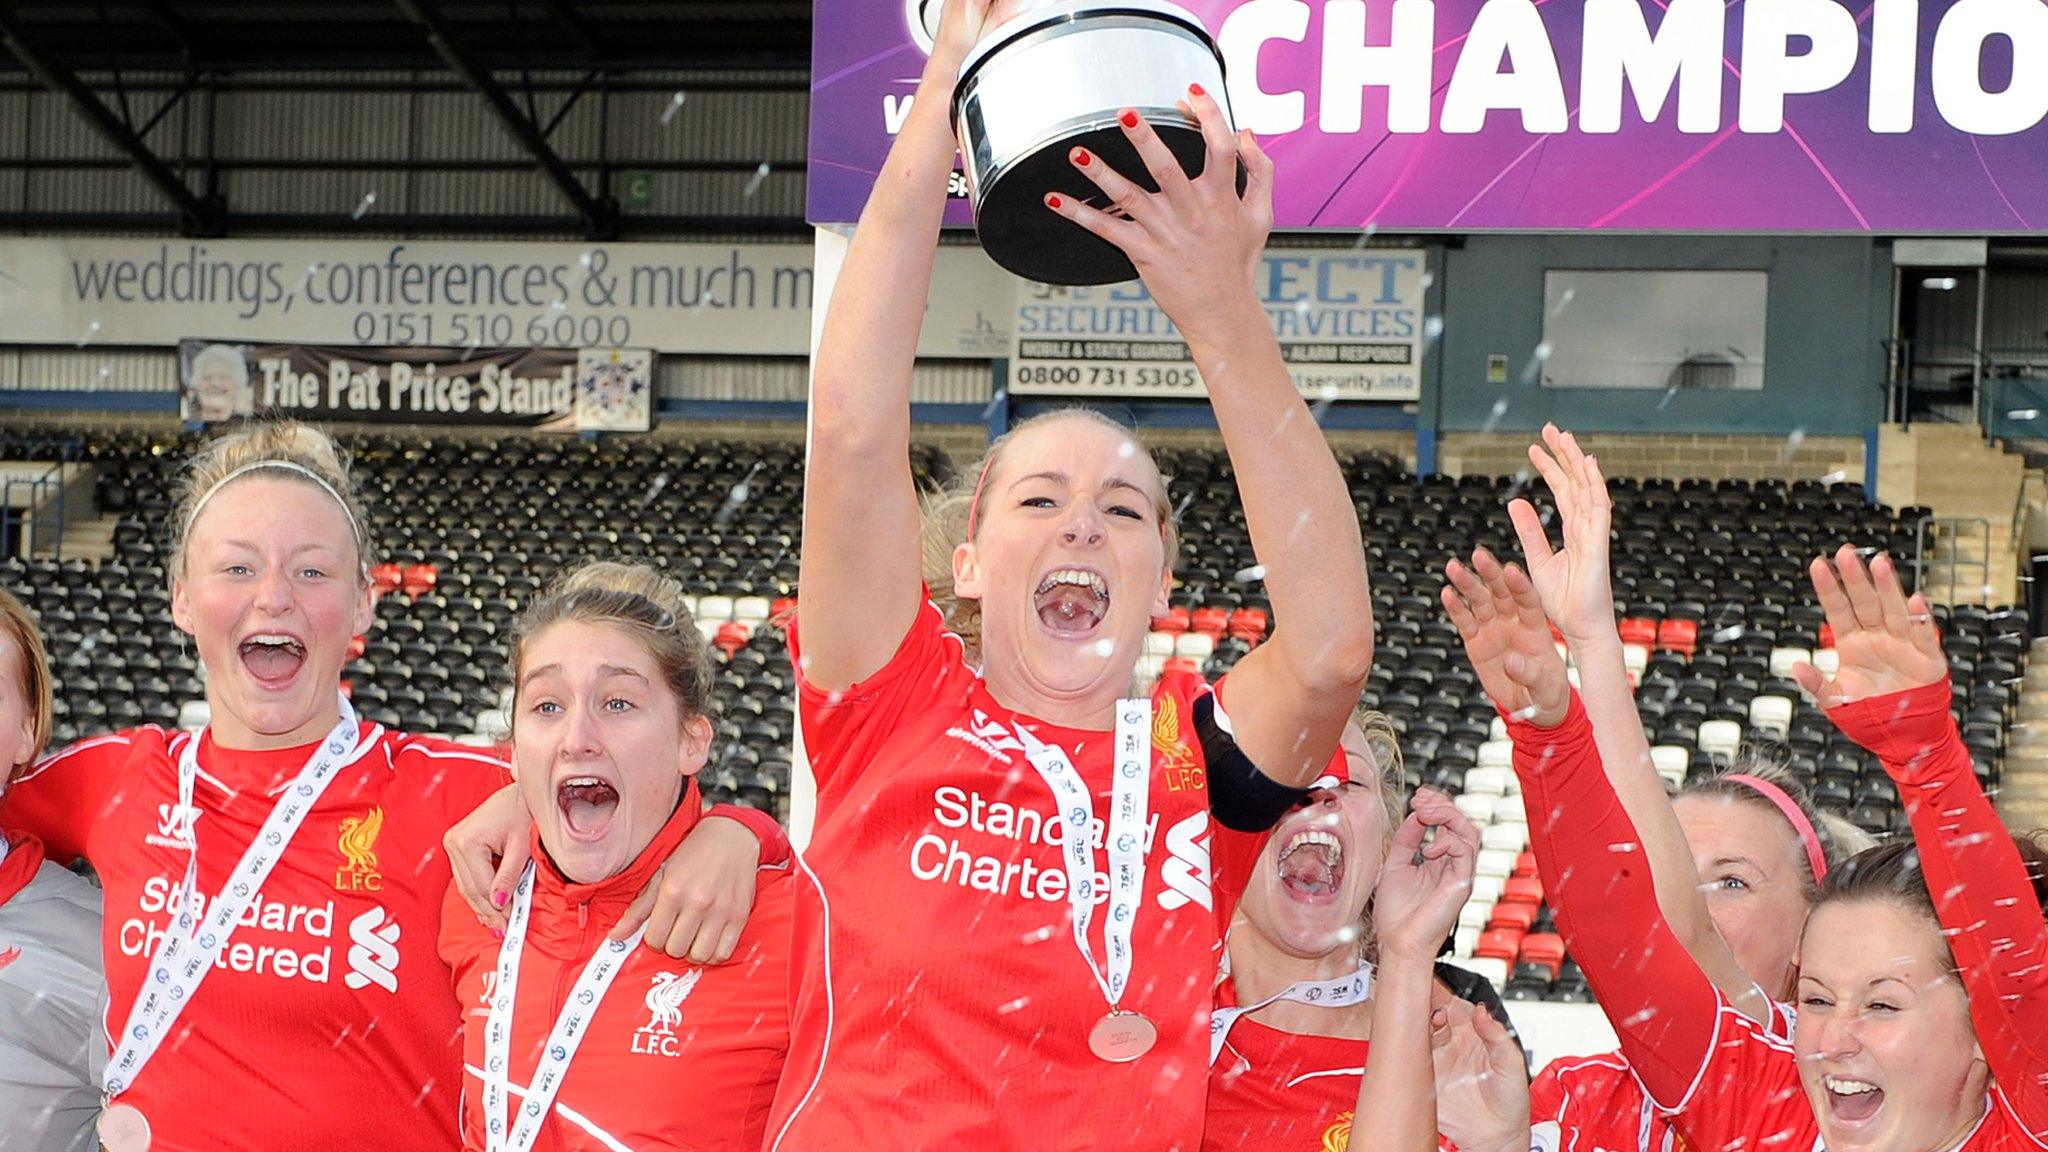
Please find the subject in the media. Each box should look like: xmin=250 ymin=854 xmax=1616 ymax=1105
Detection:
xmin=179 ymin=342 xmax=257 ymax=423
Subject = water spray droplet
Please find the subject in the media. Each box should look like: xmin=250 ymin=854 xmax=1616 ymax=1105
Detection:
xmin=744 ymin=162 xmax=772 ymax=199
xmin=660 ymin=91 xmax=688 ymax=125
xmin=352 ymin=191 xmax=378 ymax=220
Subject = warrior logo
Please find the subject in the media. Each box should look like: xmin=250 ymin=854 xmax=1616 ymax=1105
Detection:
xmin=334 ymin=807 xmax=384 ymax=892
xmin=147 ymin=803 xmax=201 ymax=850
xmin=631 ymin=969 xmax=701 ymax=1058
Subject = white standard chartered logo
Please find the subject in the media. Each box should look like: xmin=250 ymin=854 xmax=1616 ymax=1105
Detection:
xmin=909 ymin=786 xmax=1213 ymax=912
xmin=344 ymin=907 xmax=402 ymax=992
xmin=117 ymin=876 xmax=401 ymax=993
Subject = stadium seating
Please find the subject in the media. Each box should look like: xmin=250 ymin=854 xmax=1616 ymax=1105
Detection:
xmin=0 ymin=426 xmax=2029 ymax=1002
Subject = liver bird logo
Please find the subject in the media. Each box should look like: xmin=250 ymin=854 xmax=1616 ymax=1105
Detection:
xmin=1320 ymin=1111 xmax=1353 ymax=1152
xmin=1152 ymin=696 xmax=1193 ymax=773
xmin=642 ymin=969 xmax=700 ymax=1036
xmin=338 ymin=807 xmax=383 ymax=873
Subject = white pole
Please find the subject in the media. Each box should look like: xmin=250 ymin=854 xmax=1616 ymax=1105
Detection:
xmin=788 ymin=224 xmax=854 ymax=851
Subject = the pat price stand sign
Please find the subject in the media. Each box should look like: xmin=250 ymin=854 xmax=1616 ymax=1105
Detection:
xmin=178 ymin=340 xmax=655 ymax=432
xmin=1007 ymin=248 xmax=1426 ymax=401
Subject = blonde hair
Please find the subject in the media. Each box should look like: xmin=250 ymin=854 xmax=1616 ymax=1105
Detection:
xmin=171 ymin=420 xmax=375 ymax=583
xmin=0 ymin=587 xmax=52 ymax=782
xmin=1349 ymin=706 xmax=1406 ymax=853
xmin=920 ymin=409 xmax=1180 ymax=657
xmin=1681 ymin=751 xmax=1875 ymax=898
xmin=512 ymin=561 xmax=715 ymax=722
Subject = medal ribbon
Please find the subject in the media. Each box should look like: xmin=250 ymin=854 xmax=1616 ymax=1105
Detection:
xmin=1014 ymin=697 xmax=1153 ymax=1012
xmin=1209 ymin=961 xmax=1375 ymax=1065
xmin=482 ymin=863 xmax=647 ymax=1152
xmin=105 ymin=695 xmax=364 ymax=1100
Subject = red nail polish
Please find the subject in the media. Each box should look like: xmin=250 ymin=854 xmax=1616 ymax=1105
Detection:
xmin=1072 ymin=147 xmax=1091 ymax=166
xmin=1189 ymin=82 xmax=1206 ymax=97
xmin=1120 ymin=109 xmax=1140 ymax=129
xmin=491 ymin=927 xmax=505 ymax=941
xmin=491 ymin=890 xmax=507 ymax=909
xmin=1045 ymin=193 xmax=1064 ymax=209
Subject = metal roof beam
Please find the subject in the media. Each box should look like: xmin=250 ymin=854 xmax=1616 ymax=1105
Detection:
xmin=391 ymin=0 xmax=615 ymax=237
xmin=0 ymin=5 xmax=219 ymax=234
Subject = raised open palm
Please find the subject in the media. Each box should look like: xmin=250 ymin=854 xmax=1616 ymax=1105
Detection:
xmin=1508 ymin=424 xmax=1615 ymax=645
xmin=1793 ymin=545 xmax=1947 ymax=708
xmin=1442 ymin=548 xmax=1570 ymax=728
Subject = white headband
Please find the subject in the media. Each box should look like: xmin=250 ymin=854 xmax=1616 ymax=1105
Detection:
xmin=183 ymin=461 xmax=368 ymax=575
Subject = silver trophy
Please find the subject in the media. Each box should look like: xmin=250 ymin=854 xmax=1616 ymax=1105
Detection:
xmin=927 ymin=0 xmax=1243 ymax=286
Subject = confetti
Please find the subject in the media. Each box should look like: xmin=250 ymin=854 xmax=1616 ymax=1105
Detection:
xmin=660 ymin=91 xmax=688 ymax=125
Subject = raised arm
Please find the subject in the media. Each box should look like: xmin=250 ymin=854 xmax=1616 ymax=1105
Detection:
xmin=1512 ymin=425 xmax=1771 ymax=1026
xmin=1347 ymin=788 xmax=1481 ymax=1152
xmin=1797 ymin=547 xmax=2048 ymax=1127
xmin=1050 ymin=91 xmax=1371 ymax=785
xmin=797 ymin=0 xmax=991 ymax=690
xmin=1443 ymin=559 xmax=1725 ymax=1111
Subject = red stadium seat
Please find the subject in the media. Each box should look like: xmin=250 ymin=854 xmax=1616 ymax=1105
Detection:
xmin=769 ymin=596 xmax=799 ymax=629
xmin=347 ymin=634 xmax=367 ymax=661
xmin=1618 ymin=617 xmax=1658 ymax=648
xmin=370 ymin=562 xmax=404 ymax=597
xmin=1819 ymin=623 xmax=1835 ymax=649
xmin=1476 ymin=927 xmax=1524 ymax=964
xmin=1514 ymin=851 xmax=1539 ymax=879
xmin=1157 ymin=606 xmax=1191 ymax=635
xmin=1656 ymin=618 xmax=1698 ymax=657
xmin=1227 ymin=607 xmax=1269 ymax=643
xmin=401 ymin=563 xmax=439 ymax=600
xmin=1501 ymin=875 xmax=1544 ymax=907
xmin=1190 ymin=606 xmax=1229 ymax=638
xmin=1518 ymin=932 xmax=1567 ymax=977
xmin=713 ymin=621 xmax=752 ymax=657
xmin=1487 ymin=903 xmax=1538 ymax=934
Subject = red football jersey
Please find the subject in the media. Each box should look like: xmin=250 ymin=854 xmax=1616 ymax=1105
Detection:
xmin=1529 ymin=1051 xmax=1680 ymax=1152
xmin=1206 ymin=997 xmax=1458 ymax=1152
xmin=769 ymin=598 xmax=1270 ymax=1151
xmin=4 ymin=724 xmax=507 ymax=1152
xmin=440 ymin=785 xmax=794 ymax=1152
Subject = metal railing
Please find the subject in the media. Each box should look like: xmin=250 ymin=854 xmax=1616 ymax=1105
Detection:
xmin=1885 ymin=339 xmax=2048 ymax=431
xmin=1915 ymin=516 xmax=1994 ymax=604
xmin=0 ymin=460 xmax=68 ymax=561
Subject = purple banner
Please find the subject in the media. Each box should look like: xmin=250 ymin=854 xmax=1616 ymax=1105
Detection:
xmin=809 ymin=0 xmax=2048 ymax=232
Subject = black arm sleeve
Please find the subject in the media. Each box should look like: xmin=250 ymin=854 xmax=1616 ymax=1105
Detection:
xmin=1196 ymin=692 xmax=1312 ymax=833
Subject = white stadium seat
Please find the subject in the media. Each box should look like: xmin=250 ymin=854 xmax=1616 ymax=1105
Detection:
xmin=1475 ymin=848 xmax=1518 ymax=880
xmin=1769 ymin=646 xmax=1813 ymax=682
xmin=733 ymin=596 xmax=773 ymax=624
xmin=1463 ymin=764 xmax=1511 ymax=797
xmin=1454 ymin=793 xmax=1499 ymax=825
xmin=1482 ymin=821 xmax=1529 ymax=852
xmin=1143 ymin=631 xmax=1175 ymax=658
xmin=1448 ymin=955 xmax=1511 ymax=990
xmin=1748 ymin=694 xmax=1794 ymax=738
xmin=695 ymin=594 xmax=735 ymax=622
xmin=1478 ymin=740 xmax=1513 ymax=772
xmin=1650 ymin=745 xmax=1691 ymax=789
xmin=1492 ymin=792 xmax=1527 ymax=825
xmin=1459 ymin=899 xmax=1495 ymax=931
xmin=177 ymin=700 xmax=210 ymax=731
xmin=1454 ymin=924 xmax=1481 ymax=958
xmin=1469 ymin=875 xmax=1506 ymax=904
xmin=1814 ymin=648 xmax=1840 ymax=677
xmin=1698 ymin=719 xmax=1743 ymax=762
xmin=1489 ymin=717 xmax=1508 ymax=741
xmin=1174 ymin=632 xmax=1215 ymax=660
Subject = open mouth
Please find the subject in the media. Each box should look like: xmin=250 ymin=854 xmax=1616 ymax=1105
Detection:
xmin=1033 ymin=567 xmax=1110 ymax=636
xmin=1276 ymin=825 xmax=1346 ymax=902
xmin=1823 ymin=1076 xmax=1885 ymax=1125
xmin=557 ymin=775 xmax=620 ymax=840
xmin=238 ymin=633 xmax=307 ymax=686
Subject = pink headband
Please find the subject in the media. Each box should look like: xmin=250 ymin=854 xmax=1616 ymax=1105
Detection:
xmin=963 ymin=454 xmax=995 ymax=541
xmin=1725 ymin=773 xmax=1828 ymax=883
